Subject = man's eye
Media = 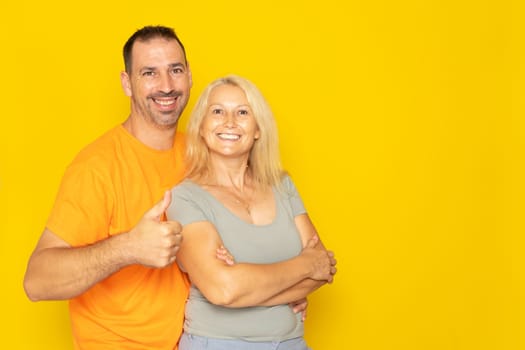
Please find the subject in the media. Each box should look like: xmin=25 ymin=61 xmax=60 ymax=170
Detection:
xmin=171 ymin=68 xmax=183 ymax=74
xmin=142 ymin=71 xmax=155 ymax=77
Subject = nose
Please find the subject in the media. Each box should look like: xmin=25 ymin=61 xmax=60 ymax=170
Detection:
xmin=223 ymin=112 xmax=235 ymax=127
xmin=158 ymin=72 xmax=175 ymax=93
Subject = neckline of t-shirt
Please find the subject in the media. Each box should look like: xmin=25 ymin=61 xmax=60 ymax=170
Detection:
xmin=117 ymin=124 xmax=181 ymax=156
xmin=184 ymin=179 xmax=280 ymax=229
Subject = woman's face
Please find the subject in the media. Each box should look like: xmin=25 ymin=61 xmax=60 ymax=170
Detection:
xmin=200 ymin=84 xmax=260 ymax=159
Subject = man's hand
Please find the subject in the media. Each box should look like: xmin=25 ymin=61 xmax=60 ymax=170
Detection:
xmin=289 ymin=298 xmax=308 ymax=321
xmin=127 ymin=191 xmax=183 ymax=268
xmin=216 ymin=245 xmax=235 ymax=265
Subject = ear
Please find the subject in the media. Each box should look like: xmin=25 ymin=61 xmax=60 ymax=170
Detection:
xmin=120 ymin=71 xmax=132 ymax=97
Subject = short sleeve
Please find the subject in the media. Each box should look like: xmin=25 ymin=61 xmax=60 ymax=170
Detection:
xmin=282 ymin=175 xmax=307 ymax=216
xmin=167 ymin=182 xmax=209 ymax=225
xmin=46 ymin=161 xmax=112 ymax=246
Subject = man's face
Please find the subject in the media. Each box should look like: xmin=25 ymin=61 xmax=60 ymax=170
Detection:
xmin=122 ymin=37 xmax=192 ymax=129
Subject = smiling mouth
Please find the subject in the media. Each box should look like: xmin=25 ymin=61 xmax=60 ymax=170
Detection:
xmin=217 ymin=133 xmax=240 ymax=141
xmin=152 ymin=97 xmax=178 ymax=107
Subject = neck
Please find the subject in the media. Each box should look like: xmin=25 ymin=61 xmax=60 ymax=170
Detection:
xmin=207 ymin=156 xmax=251 ymax=191
xmin=122 ymin=115 xmax=177 ymax=151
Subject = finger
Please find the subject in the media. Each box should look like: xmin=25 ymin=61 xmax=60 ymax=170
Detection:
xmin=145 ymin=190 xmax=172 ymax=221
xmin=216 ymin=245 xmax=235 ymax=265
xmin=289 ymin=298 xmax=308 ymax=322
xmin=216 ymin=249 xmax=235 ymax=265
xmin=291 ymin=299 xmax=307 ymax=313
xmin=164 ymin=220 xmax=183 ymax=236
xmin=169 ymin=233 xmax=183 ymax=247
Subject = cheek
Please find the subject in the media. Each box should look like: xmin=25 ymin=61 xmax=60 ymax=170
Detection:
xmin=203 ymin=117 xmax=222 ymax=129
xmin=242 ymin=120 xmax=259 ymax=135
xmin=199 ymin=125 xmax=207 ymax=138
xmin=136 ymin=78 xmax=160 ymax=93
xmin=199 ymin=120 xmax=215 ymax=138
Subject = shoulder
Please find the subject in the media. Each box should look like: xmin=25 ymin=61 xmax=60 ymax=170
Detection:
xmin=280 ymin=173 xmax=293 ymax=186
xmin=167 ymin=180 xmax=212 ymax=224
xmin=278 ymin=173 xmax=298 ymax=193
xmin=57 ymin=126 xmax=128 ymax=189
xmin=71 ymin=126 xmax=123 ymax=168
xmin=171 ymin=180 xmax=205 ymax=202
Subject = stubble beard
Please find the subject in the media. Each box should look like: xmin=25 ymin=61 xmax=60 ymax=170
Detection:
xmin=135 ymin=95 xmax=187 ymax=130
xmin=148 ymin=108 xmax=182 ymax=130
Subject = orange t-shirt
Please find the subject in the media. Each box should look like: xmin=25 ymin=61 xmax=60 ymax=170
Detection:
xmin=47 ymin=125 xmax=189 ymax=350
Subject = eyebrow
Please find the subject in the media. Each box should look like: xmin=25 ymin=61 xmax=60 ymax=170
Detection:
xmin=169 ymin=63 xmax=186 ymax=69
xmin=140 ymin=62 xmax=185 ymax=71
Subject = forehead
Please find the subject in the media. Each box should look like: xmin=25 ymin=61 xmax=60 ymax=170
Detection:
xmin=208 ymin=84 xmax=248 ymax=104
xmin=130 ymin=37 xmax=186 ymax=71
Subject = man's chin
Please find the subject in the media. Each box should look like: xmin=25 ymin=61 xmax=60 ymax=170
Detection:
xmin=155 ymin=119 xmax=179 ymax=130
xmin=149 ymin=112 xmax=180 ymax=129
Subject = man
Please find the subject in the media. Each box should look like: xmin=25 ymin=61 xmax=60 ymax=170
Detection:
xmin=24 ymin=26 xmax=192 ymax=349
xmin=24 ymin=26 xmax=327 ymax=350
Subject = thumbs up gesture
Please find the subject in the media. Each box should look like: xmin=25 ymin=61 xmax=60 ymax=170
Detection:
xmin=127 ymin=191 xmax=183 ymax=268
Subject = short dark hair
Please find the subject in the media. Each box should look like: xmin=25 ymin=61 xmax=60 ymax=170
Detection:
xmin=123 ymin=25 xmax=187 ymax=73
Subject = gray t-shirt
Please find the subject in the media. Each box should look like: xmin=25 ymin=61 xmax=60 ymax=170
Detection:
xmin=167 ymin=175 xmax=307 ymax=341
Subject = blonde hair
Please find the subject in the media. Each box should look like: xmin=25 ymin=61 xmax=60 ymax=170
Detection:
xmin=185 ymin=75 xmax=284 ymax=188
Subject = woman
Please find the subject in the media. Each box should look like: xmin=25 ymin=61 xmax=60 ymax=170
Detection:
xmin=167 ymin=75 xmax=336 ymax=349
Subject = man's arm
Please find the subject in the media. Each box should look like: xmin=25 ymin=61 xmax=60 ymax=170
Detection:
xmin=176 ymin=218 xmax=336 ymax=308
xmin=23 ymin=191 xmax=182 ymax=301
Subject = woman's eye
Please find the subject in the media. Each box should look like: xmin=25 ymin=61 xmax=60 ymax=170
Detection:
xmin=212 ymin=109 xmax=223 ymax=115
xmin=238 ymin=109 xmax=248 ymax=116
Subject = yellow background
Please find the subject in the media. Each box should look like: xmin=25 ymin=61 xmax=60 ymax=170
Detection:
xmin=1 ymin=0 xmax=523 ymax=349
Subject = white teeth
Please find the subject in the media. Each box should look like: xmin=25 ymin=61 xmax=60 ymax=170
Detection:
xmin=154 ymin=99 xmax=175 ymax=106
xmin=218 ymin=133 xmax=240 ymax=140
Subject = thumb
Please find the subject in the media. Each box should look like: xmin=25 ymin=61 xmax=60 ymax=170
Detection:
xmin=145 ymin=190 xmax=172 ymax=221
xmin=305 ymin=234 xmax=319 ymax=249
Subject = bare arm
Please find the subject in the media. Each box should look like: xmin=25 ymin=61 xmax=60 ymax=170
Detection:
xmin=255 ymin=213 xmax=337 ymax=306
xmin=176 ymin=217 xmax=335 ymax=308
xmin=214 ymin=241 xmax=330 ymax=309
xmin=23 ymin=191 xmax=182 ymax=301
